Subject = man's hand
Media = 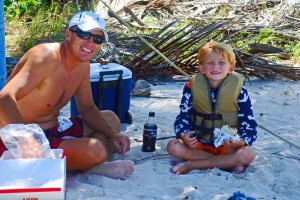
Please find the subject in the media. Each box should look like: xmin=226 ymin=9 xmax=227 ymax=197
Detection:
xmin=111 ymin=134 xmax=130 ymax=155
xmin=181 ymin=131 xmax=198 ymax=149
xmin=223 ymin=137 xmax=245 ymax=149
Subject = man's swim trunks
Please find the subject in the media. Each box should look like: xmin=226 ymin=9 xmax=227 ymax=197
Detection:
xmin=197 ymin=142 xmax=229 ymax=155
xmin=0 ymin=117 xmax=84 ymax=157
xmin=44 ymin=117 xmax=84 ymax=149
xmin=0 ymin=139 xmax=7 ymax=157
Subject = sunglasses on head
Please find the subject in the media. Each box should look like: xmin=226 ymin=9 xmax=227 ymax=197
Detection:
xmin=69 ymin=26 xmax=105 ymax=45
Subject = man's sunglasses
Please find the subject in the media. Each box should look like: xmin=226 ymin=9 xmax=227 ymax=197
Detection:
xmin=69 ymin=27 xmax=105 ymax=45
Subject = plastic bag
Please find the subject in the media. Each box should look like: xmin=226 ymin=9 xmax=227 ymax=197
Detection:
xmin=57 ymin=111 xmax=73 ymax=132
xmin=0 ymin=124 xmax=54 ymax=159
xmin=213 ymin=125 xmax=240 ymax=147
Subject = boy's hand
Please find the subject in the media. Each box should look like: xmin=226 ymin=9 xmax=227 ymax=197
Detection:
xmin=223 ymin=137 xmax=245 ymax=148
xmin=181 ymin=131 xmax=198 ymax=149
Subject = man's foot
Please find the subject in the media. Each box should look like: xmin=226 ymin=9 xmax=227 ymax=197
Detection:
xmin=170 ymin=162 xmax=189 ymax=175
xmin=86 ymin=160 xmax=135 ymax=180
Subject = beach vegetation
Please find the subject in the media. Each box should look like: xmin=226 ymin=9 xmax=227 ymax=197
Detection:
xmin=4 ymin=0 xmax=300 ymax=66
xmin=232 ymin=28 xmax=300 ymax=63
xmin=5 ymin=0 xmax=78 ymax=55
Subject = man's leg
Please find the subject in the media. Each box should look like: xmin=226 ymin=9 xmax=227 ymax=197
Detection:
xmin=82 ymin=110 xmax=119 ymax=156
xmin=59 ymin=137 xmax=107 ymax=170
xmin=81 ymin=110 xmax=134 ymax=180
xmin=59 ymin=130 xmax=135 ymax=180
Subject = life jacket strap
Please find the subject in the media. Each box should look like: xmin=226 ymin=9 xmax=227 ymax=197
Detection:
xmin=193 ymin=124 xmax=215 ymax=142
xmin=192 ymin=109 xmax=222 ymax=120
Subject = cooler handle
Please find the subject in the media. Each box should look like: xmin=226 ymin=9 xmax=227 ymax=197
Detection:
xmin=98 ymin=70 xmax=123 ymax=120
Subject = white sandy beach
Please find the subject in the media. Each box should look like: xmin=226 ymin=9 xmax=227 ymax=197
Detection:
xmin=65 ymin=77 xmax=300 ymax=200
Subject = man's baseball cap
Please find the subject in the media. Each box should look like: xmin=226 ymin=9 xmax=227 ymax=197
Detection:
xmin=68 ymin=11 xmax=109 ymax=42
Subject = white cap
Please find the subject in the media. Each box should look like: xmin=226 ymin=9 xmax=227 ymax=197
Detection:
xmin=68 ymin=11 xmax=109 ymax=42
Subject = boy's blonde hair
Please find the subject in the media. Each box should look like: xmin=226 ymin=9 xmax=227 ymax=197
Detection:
xmin=197 ymin=41 xmax=236 ymax=65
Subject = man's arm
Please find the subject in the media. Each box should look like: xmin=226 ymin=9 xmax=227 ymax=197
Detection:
xmin=73 ymin=67 xmax=120 ymax=138
xmin=0 ymin=93 xmax=24 ymax=126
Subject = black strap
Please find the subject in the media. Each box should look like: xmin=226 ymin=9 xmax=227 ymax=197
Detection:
xmin=192 ymin=109 xmax=222 ymax=142
xmin=116 ymin=71 xmax=123 ymax=119
xmin=194 ymin=124 xmax=215 ymax=142
xmin=98 ymin=70 xmax=123 ymax=119
xmin=192 ymin=109 xmax=222 ymax=120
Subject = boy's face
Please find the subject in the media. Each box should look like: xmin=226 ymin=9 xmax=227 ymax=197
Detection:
xmin=198 ymin=49 xmax=235 ymax=88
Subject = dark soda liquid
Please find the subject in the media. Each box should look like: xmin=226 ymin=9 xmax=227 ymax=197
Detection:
xmin=142 ymin=124 xmax=157 ymax=152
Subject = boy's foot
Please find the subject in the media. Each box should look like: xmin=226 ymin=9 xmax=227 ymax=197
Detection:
xmin=221 ymin=165 xmax=248 ymax=174
xmin=170 ymin=162 xmax=188 ymax=175
xmin=86 ymin=160 xmax=135 ymax=180
xmin=233 ymin=165 xmax=248 ymax=174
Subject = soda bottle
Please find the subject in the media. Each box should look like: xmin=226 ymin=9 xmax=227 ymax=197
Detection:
xmin=142 ymin=112 xmax=157 ymax=152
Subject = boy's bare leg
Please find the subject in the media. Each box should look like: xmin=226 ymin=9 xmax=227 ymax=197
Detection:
xmin=167 ymin=139 xmax=214 ymax=161
xmin=167 ymin=139 xmax=255 ymax=174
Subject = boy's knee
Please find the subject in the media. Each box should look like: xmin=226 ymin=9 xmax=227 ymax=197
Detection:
xmin=238 ymin=147 xmax=255 ymax=165
xmin=167 ymin=139 xmax=180 ymax=155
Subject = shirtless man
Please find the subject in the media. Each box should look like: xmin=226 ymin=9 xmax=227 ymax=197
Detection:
xmin=0 ymin=11 xmax=134 ymax=180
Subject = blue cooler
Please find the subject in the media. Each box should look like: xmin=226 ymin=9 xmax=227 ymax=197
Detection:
xmin=71 ymin=63 xmax=134 ymax=124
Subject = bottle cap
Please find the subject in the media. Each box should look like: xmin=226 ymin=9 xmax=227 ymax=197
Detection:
xmin=149 ymin=112 xmax=155 ymax=117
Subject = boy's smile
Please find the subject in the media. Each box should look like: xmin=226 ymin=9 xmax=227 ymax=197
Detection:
xmin=199 ymin=49 xmax=234 ymax=88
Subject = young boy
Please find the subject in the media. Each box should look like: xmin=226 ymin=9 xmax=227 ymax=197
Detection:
xmin=167 ymin=41 xmax=257 ymax=174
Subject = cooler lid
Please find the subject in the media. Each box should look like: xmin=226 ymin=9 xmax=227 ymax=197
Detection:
xmin=90 ymin=63 xmax=132 ymax=81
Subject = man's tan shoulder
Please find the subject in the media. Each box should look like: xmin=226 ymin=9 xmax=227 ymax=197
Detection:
xmin=11 ymin=43 xmax=63 ymax=78
xmin=25 ymin=43 xmax=63 ymax=65
xmin=29 ymin=43 xmax=61 ymax=57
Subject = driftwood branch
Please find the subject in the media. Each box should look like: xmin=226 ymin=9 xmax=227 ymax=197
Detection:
xmin=123 ymin=6 xmax=145 ymax=26
xmin=102 ymin=0 xmax=300 ymax=81
xmin=285 ymin=14 xmax=300 ymax=22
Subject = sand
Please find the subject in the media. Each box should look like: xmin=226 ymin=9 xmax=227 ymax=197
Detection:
xmin=65 ymin=77 xmax=300 ymax=200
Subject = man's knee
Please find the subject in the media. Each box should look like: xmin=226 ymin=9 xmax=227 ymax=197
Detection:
xmin=85 ymin=138 xmax=108 ymax=165
xmin=101 ymin=110 xmax=120 ymax=123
